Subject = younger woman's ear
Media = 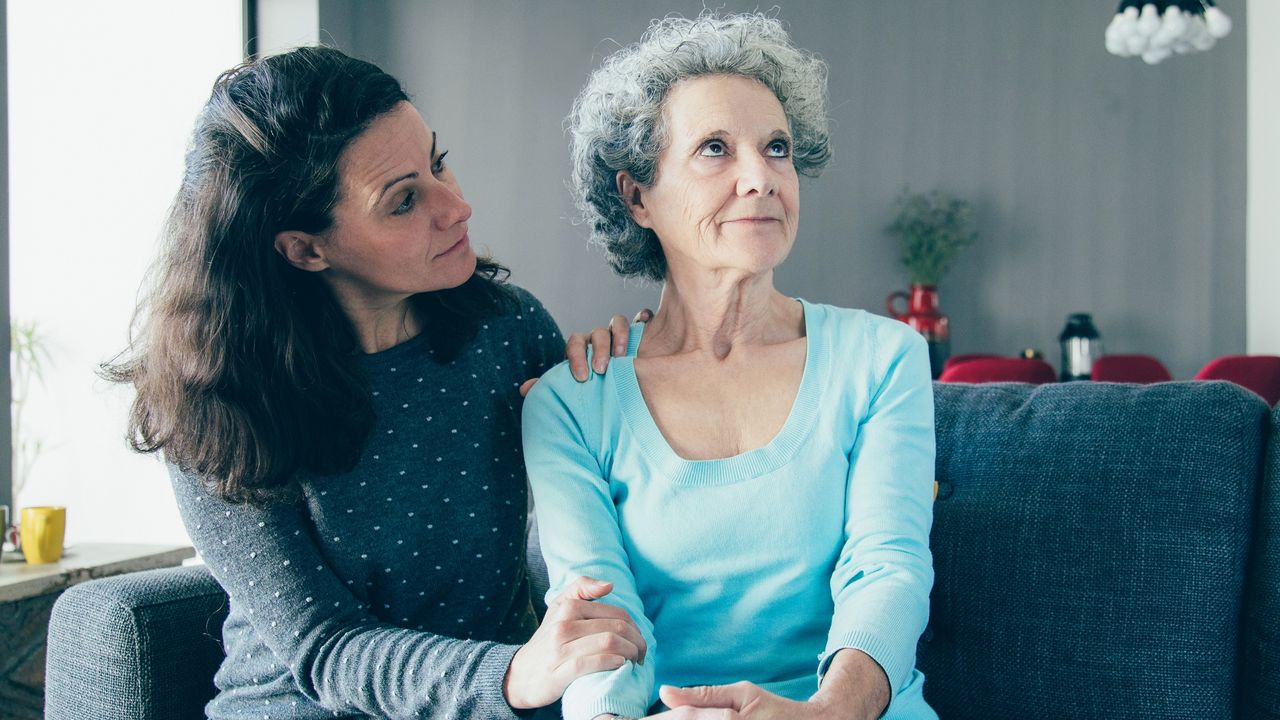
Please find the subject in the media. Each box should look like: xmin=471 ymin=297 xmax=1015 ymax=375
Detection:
xmin=273 ymin=231 xmax=330 ymax=272
xmin=616 ymin=171 xmax=652 ymax=228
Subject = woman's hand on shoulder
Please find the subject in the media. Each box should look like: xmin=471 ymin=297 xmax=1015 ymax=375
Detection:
xmin=520 ymin=309 xmax=653 ymax=396
xmin=565 ymin=310 xmax=653 ymax=381
xmin=504 ymin=576 xmax=648 ymax=710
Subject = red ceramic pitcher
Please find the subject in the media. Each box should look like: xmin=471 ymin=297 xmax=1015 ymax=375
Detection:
xmin=886 ymin=284 xmax=950 ymax=378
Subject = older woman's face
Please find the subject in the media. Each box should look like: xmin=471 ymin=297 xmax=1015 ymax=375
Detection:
xmin=629 ymin=75 xmax=799 ymax=278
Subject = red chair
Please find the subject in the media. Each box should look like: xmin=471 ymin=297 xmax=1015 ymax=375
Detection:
xmin=1091 ymin=354 xmax=1173 ymax=384
xmin=1194 ymin=355 xmax=1280 ymax=406
xmin=938 ymin=357 xmax=1057 ymax=385
xmin=941 ymin=353 xmax=1003 ymax=375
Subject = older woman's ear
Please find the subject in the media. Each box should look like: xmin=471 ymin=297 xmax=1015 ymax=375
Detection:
xmin=615 ymin=171 xmax=652 ymax=229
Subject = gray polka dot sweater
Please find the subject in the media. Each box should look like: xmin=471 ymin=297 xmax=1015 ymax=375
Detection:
xmin=170 ymin=286 xmax=564 ymax=720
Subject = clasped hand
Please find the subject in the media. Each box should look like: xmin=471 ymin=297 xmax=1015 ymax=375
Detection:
xmin=505 ymin=577 xmax=648 ymax=709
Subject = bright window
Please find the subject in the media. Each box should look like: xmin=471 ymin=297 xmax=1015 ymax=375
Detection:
xmin=9 ymin=2 xmax=244 ymax=544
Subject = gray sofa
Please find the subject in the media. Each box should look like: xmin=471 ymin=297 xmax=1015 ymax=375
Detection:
xmin=45 ymin=381 xmax=1280 ymax=719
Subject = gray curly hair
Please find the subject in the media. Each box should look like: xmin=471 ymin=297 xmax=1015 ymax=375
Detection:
xmin=567 ymin=12 xmax=831 ymax=281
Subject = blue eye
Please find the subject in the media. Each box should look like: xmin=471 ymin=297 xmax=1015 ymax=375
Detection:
xmin=432 ymin=150 xmax=449 ymax=174
xmin=699 ymin=140 xmax=727 ymax=157
xmin=766 ymin=139 xmax=790 ymax=157
xmin=392 ymin=190 xmax=415 ymax=216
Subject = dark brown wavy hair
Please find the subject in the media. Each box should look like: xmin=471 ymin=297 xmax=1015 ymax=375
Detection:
xmin=103 ymin=47 xmax=512 ymax=504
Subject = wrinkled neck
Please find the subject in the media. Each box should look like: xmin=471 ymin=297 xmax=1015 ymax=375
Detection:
xmin=643 ymin=270 xmax=801 ymax=360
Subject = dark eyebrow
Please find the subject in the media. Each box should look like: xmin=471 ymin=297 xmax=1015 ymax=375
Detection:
xmin=377 ymin=172 xmax=418 ymax=205
xmin=374 ymin=132 xmax=437 ymax=204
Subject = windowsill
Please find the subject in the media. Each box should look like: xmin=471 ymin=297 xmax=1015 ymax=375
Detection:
xmin=0 ymin=543 xmax=194 ymax=602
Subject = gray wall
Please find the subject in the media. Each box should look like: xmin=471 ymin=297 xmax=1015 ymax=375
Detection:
xmin=320 ymin=0 xmax=1246 ymax=380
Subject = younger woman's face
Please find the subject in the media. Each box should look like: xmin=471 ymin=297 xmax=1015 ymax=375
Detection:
xmin=311 ymin=102 xmax=477 ymax=309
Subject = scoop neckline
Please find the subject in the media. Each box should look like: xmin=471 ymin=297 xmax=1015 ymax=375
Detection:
xmin=611 ymin=298 xmax=826 ymax=486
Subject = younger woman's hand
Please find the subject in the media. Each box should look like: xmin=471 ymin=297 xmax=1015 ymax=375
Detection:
xmin=504 ymin=576 xmax=648 ymax=710
xmin=564 ymin=309 xmax=654 ymax=382
xmin=520 ymin=309 xmax=653 ymax=396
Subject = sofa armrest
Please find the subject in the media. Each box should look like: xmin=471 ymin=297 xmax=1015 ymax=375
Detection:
xmin=44 ymin=564 xmax=229 ymax=720
xmin=1242 ymin=405 xmax=1280 ymax=720
xmin=922 ymin=381 xmax=1268 ymax=719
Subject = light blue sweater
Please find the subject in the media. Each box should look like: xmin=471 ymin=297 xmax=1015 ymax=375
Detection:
xmin=523 ymin=300 xmax=937 ymax=720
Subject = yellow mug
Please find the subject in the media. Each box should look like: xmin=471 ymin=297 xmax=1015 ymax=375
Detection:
xmin=20 ymin=506 xmax=66 ymax=564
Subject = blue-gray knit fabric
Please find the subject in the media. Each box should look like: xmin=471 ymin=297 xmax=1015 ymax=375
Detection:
xmin=170 ymin=285 xmax=564 ymax=720
xmin=921 ymin=380 xmax=1269 ymax=720
xmin=1242 ymin=403 xmax=1280 ymax=719
xmin=46 ymin=566 xmax=232 ymax=720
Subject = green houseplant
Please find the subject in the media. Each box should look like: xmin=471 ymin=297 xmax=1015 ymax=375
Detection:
xmin=3 ymin=320 xmax=49 ymax=556
xmin=886 ymin=187 xmax=978 ymax=286
xmin=883 ymin=188 xmax=978 ymax=378
xmin=11 ymin=319 xmax=50 ymax=501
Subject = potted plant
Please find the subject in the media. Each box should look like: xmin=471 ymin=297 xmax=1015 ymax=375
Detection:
xmin=884 ymin=188 xmax=978 ymax=377
xmin=5 ymin=319 xmax=50 ymax=557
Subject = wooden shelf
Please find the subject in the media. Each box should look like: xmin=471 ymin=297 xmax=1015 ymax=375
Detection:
xmin=0 ymin=543 xmax=195 ymax=603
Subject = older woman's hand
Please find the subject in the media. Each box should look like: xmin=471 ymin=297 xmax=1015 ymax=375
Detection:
xmin=659 ymin=683 xmax=805 ymax=720
xmin=595 ymin=710 xmax=741 ymax=720
xmin=504 ymin=576 xmax=649 ymax=710
xmin=658 ymin=649 xmax=889 ymax=720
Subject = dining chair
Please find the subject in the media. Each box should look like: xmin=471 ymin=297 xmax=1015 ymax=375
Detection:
xmin=1194 ymin=355 xmax=1280 ymax=406
xmin=1091 ymin=354 xmax=1174 ymax=384
xmin=938 ymin=357 xmax=1057 ymax=385
xmin=941 ymin=353 xmax=1003 ymax=375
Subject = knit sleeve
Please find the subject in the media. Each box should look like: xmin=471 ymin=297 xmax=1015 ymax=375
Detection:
xmin=169 ymin=465 xmax=527 ymax=720
xmin=820 ymin=322 xmax=936 ymax=707
xmin=521 ymin=367 xmax=656 ymax=720
xmin=510 ymin=285 xmax=566 ymax=378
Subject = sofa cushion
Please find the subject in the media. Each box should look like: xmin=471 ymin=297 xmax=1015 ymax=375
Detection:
xmin=1241 ymin=404 xmax=1280 ymax=720
xmin=921 ymin=381 xmax=1269 ymax=720
xmin=45 ymin=565 xmax=230 ymax=720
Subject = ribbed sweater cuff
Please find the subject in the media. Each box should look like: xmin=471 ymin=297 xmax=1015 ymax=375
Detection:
xmin=567 ymin=697 xmax=649 ymax=720
xmin=473 ymin=642 xmax=528 ymax=719
xmin=820 ymin=631 xmax=911 ymax=710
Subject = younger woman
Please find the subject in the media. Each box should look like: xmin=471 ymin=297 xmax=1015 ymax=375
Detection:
xmin=107 ymin=47 xmax=644 ymax=719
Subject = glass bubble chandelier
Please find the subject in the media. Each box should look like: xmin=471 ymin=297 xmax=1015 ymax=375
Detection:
xmin=1105 ymin=0 xmax=1233 ymax=64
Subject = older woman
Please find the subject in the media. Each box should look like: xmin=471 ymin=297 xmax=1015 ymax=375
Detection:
xmin=523 ymin=13 xmax=936 ymax=720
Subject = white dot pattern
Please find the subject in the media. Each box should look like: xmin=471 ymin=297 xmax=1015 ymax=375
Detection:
xmin=172 ymin=287 xmax=566 ymax=719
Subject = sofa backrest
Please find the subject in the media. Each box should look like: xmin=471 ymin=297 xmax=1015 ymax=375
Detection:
xmin=48 ymin=383 xmax=1274 ymax=720
xmin=921 ymin=381 xmax=1270 ymax=720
